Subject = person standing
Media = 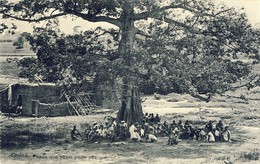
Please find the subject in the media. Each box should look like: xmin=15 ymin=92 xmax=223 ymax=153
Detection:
xmin=216 ymin=120 xmax=224 ymax=131
xmin=215 ymin=120 xmax=224 ymax=142
xmin=205 ymin=120 xmax=213 ymax=133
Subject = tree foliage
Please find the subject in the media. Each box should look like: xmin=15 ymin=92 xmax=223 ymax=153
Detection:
xmin=18 ymin=27 xmax=118 ymax=82
xmin=136 ymin=8 xmax=259 ymax=96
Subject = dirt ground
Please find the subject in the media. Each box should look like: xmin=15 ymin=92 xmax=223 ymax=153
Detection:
xmin=1 ymin=94 xmax=260 ymax=164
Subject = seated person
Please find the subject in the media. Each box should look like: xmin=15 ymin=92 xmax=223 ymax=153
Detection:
xmin=140 ymin=125 xmax=145 ymax=137
xmin=214 ymin=128 xmax=222 ymax=142
xmin=216 ymin=120 xmax=224 ymax=131
xmin=88 ymin=124 xmax=99 ymax=142
xmin=129 ymin=122 xmax=142 ymax=142
xmin=116 ymin=121 xmax=128 ymax=141
xmin=149 ymin=113 xmax=155 ymax=123
xmin=106 ymin=124 xmax=116 ymax=142
xmin=199 ymin=129 xmax=207 ymax=141
xmin=15 ymin=105 xmax=23 ymax=114
xmin=85 ymin=126 xmax=92 ymax=138
xmin=71 ymin=125 xmax=82 ymax=140
xmin=192 ymin=127 xmax=200 ymax=140
xmin=9 ymin=105 xmax=16 ymax=113
xmin=222 ymin=126 xmax=231 ymax=142
xmin=207 ymin=131 xmax=215 ymax=142
xmin=184 ymin=120 xmax=192 ymax=130
xmin=148 ymin=124 xmax=157 ymax=136
xmin=2 ymin=105 xmax=8 ymax=113
xmin=143 ymin=113 xmax=149 ymax=123
xmin=170 ymin=120 xmax=177 ymax=129
xmin=154 ymin=114 xmax=160 ymax=124
xmin=97 ymin=125 xmax=107 ymax=138
xmin=177 ymin=120 xmax=184 ymax=132
xmin=168 ymin=127 xmax=179 ymax=145
xmin=145 ymin=134 xmax=157 ymax=143
xmin=181 ymin=120 xmax=191 ymax=139
xmin=161 ymin=121 xmax=169 ymax=136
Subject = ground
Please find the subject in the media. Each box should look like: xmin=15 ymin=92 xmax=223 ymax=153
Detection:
xmin=1 ymin=93 xmax=260 ymax=164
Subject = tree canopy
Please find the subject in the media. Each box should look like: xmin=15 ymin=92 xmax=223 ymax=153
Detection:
xmin=1 ymin=0 xmax=260 ymax=123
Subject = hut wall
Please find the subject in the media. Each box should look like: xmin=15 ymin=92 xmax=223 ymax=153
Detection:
xmin=11 ymin=84 xmax=65 ymax=116
xmin=37 ymin=102 xmax=71 ymax=117
xmin=0 ymin=87 xmax=9 ymax=112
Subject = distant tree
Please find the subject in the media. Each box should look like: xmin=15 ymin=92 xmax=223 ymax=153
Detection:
xmin=13 ymin=36 xmax=24 ymax=49
xmin=2 ymin=0 xmax=259 ymax=124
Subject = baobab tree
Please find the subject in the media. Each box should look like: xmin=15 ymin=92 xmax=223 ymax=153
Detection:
xmin=1 ymin=0 xmax=259 ymax=124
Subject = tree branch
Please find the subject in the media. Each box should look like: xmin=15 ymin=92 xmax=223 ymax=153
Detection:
xmin=2 ymin=10 xmax=121 ymax=27
xmin=134 ymin=3 xmax=184 ymax=20
xmin=219 ymin=94 xmax=260 ymax=101
xmin=3 ymin=13 xmax=67 ymax=23
xmin=231 ymin=75 xmax=260 ymax=90
xmin=72 ymin=12 xmax=122 ymax=27
xmin=136 ymin=29 xmax=153 ymax=38
xmin=156 ymin=16 xmax=204 ymax=34
xmin=181 ymin=4 xmax=233 ymax=18
xmin=213 ymin=8 xmax=233 ymax=17
xmin=94 ymin=27 xmax=119 ymax=37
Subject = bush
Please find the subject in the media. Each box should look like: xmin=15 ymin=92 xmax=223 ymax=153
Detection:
xmin=240 ymin=150 xmax=260 ymax=161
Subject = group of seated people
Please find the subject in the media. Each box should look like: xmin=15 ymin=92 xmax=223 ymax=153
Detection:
xmin=71 ymin=113 xmax=231 ymax=145
xmin=165 ymin=119 xmax=231 ymax=145
xmin=204 ymin=120 xmax=231 ymax=143
xmin=1 ymin=104 xmax=23 ymax=116
xmin=143 ymin=112 xmax=160 ymax=124
xmin=71 ymin=116 xmax=160 ymax=143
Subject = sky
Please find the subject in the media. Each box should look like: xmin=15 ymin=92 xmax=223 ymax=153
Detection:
xmin=1 ymin=0 xmax=260 ymax=34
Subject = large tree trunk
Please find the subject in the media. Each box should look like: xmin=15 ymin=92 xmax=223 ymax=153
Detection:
xmin=116 ymin=5 xmax=143 ymax=125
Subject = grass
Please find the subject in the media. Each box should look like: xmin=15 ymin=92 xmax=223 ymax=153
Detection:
xmin=0 ymin=41 xmax=33 ymax=54
xmin=1 ymin=100 xmax=260 ymax=163
xmin=239 ymin=150 xmax=260 ymax=161
xmin=0 ymin=60 xmax=20 ymax=77
xmin=0 ymin=116 xmax=98 ymax=147
xmin=214 ymin=155 xmax=231 ymax=161
xmin=213 ymin=150 xmax=260 ymax=163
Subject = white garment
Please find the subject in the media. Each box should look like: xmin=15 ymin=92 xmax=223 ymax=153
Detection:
xmin=147 ymin=134 xmax=157 ymax=142
xmin=208 ymin=132 xmax=215 ymax=142
xmin=107 ymin=125 xmax=115 ymax=135
xmin=123 ymin=123 xmax=128 ymax=128
xmin=140 ymin=128 xmax=145 ymax=137
xmin=200 ymin=130 xmax=206 ymax=136
xmin=173 ymin=127 xmax=179 ymax=134
xmin=199 ymin=130 xmax=207 ymax=140
xmin=215 ymin=130 xmax=220 ymax=137
xmin=8 ymin=83 xmax=12 ymax=106
xmin=97 ymin=129 xmax=107 ymax=137
xmin=222 ymin=130 xmax=231 ymax=142
xmin=149 ymin=126 xmax=156 ymax=135
xmin=129 ymin=125 xmax=141 ymax=141
xmin=113 ymin=121 xmax=117 ymax=127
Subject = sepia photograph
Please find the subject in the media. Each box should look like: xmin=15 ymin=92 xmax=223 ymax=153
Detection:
xmin=0 ymin=0 xmax=260 ymax=163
